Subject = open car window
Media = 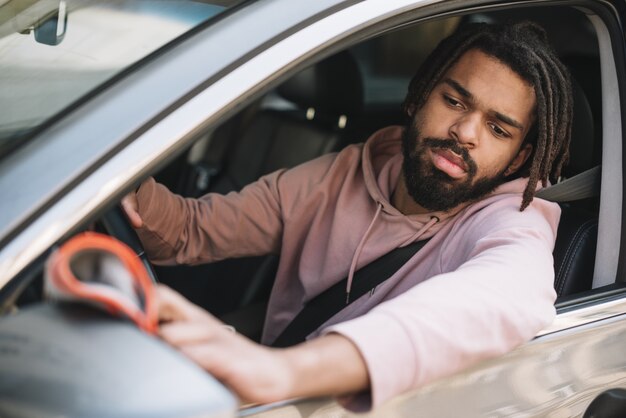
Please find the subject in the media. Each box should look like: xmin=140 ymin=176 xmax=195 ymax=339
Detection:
xmin=148 ymin=5 xmax=604 ymax=319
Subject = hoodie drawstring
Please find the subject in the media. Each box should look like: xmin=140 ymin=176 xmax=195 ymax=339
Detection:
xmin=345 ymin=212 xmax=440 ymax=304
xmin=399 ymin=215 xmax=439 ymax=247
xmin=346 ymin=202 xmax=383 ymax=304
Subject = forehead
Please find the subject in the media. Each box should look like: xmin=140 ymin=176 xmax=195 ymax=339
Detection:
xmin=441 ymin=49 xmax=536 ymax=127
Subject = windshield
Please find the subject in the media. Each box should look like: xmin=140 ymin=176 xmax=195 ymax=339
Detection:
xmin=0 ymin=0 xmax=237 ymax=159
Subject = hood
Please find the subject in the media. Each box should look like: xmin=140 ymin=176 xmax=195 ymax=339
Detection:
xmin=344 ymin=125 xmax=538 ymax=301
xmin=360 ymin=125 xmax=461 ymax=229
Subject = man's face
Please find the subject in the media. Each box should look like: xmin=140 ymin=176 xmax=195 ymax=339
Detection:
xmin=402 ymin=48 xmax=536 ymax=212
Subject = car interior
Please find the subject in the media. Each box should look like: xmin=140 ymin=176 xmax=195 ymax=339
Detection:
xmin=9 ymin=4 xmax=606 ymax=344
xmin=131 ymin=5 xmax=604 ymax=340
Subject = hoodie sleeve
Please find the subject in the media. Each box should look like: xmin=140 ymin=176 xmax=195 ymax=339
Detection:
xmin=324 ymin=197 xmax=560 ymax=410
xmin=135 ymin=174 xmax=285 ymax=265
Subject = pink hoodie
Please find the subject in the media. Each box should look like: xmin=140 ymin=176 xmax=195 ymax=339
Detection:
xmin=136 ymin=126 xmax=559 ymax=409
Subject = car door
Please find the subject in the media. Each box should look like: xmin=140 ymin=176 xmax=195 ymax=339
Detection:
xmin=228 ymin=1 xmax=626 ymax=417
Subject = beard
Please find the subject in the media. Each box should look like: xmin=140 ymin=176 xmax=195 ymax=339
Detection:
xmin=401 ymin=118 xmax=509 ymax=212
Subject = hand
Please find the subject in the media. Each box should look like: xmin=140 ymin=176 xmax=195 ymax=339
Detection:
xmin=156 ymin=285 xmax=370 ymax=405
xmin=156 ymin=285 xmax=294 ymax=404
xmin=121 ymin=191 xmax=143 ymax=228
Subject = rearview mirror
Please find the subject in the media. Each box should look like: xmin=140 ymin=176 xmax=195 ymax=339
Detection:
xmin=34 ymin=1 xmax=68 ymax=46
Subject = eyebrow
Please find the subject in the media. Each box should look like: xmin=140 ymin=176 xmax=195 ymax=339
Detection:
xmin=443 ymin=78 xmax=525 ymax=131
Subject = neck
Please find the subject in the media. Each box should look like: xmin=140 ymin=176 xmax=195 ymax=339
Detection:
xmin=393 ymin=174 xmax=471 ymax=216
xmin=392 ymin=175 xmax=431 ymax=215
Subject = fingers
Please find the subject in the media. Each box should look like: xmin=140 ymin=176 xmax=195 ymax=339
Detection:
xmin=156 ymin=284 xmax=192 ymax=322
xmin=156 ymin=284 xmax=218 ymax=323
xmin=160 ymin=320 xmax=220 ymax=347
xmin=154 ymin=287 xmax=293 ymax=404
xmin=155 ymin=285 xmax=292 ymax=403
xmin=121 ymin=192 xmax=143 ymax=228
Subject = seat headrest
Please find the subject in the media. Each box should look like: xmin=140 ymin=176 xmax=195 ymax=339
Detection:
xmin=564 ymin=75 xmax=595 ymax=178
xmin=277 ymin=50 xmax=363 ymax=117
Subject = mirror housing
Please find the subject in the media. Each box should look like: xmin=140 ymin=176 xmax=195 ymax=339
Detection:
xmin=0 ymin=303 xmax=237 ymax=417
xmin=33 ymin=1 xmax=68 ymax=46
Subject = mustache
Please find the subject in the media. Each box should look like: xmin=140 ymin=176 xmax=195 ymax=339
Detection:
xmin=422 ymin=137 xmax=477 ymax=176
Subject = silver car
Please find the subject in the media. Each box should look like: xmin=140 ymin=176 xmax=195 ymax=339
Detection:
xmin=0 ymin=0 xmax=623 ymax=417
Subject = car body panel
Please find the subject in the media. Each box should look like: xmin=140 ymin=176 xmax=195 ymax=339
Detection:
xmin=242 ymin=313 xmax=626 ymax=417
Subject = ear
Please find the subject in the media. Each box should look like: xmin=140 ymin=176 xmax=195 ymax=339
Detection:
xmin=504 ymin=143 xmax=533 ymax=176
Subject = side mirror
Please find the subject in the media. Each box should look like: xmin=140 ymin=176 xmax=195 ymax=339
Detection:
xmin=34 ymin=1 xmax=68 ymax=46
xmin=0 ymin=303 xmax=238 ymax=417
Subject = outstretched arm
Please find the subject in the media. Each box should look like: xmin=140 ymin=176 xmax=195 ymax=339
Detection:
xmin=121 ymin=175 xmax=285 ymax=265
xmin=156 ymin=285 xmax=370 ymax=404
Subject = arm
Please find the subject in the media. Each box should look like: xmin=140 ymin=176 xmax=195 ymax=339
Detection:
xmin=125 ymin=174 xmax=285 ymax=265
xmin=325 ymin=200 xmax=560 ymax=408
xmin=156 ymin=285 xmax=369 ymax=404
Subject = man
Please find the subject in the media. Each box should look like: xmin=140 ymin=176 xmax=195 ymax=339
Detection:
xmin=123 ymin=22 xmax=572 ymax=410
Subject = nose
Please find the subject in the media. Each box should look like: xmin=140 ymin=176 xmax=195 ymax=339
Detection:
xmin=449 ymin=112 xmax=480 ymax=148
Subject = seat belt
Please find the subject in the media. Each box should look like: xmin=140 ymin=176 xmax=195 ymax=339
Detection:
xmin=272 ymin=238 xmax=430 ymax=348
xmin=536 ymin=165 xmax=601 ymax=202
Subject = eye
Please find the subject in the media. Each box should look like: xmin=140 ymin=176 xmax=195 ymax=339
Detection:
xmin=443 ymin=94 xmax=464 ymax=110
xmin=488 ymin=122 xmax=510 ymax=138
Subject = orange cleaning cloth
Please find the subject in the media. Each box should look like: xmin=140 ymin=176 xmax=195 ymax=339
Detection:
xmin=45 ymin=232 xmax=157 ymax=334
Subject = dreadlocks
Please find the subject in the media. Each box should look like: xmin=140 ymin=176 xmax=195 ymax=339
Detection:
xmin=403 ymin=21 xmax=573 ymax=211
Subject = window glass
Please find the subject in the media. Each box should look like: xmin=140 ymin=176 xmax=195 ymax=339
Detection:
xmin=351 ymin=17 xmax=460 ymax=107
xmin=0 ymin=0 xmax=238 ymax=159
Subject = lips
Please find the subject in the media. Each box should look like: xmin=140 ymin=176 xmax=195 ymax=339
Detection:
xmin=430 ymin=148 xmax=468 ymax=179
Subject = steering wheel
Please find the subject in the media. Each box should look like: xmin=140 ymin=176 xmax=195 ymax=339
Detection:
xmin=100 ymin=205 xmax=159 ymax=284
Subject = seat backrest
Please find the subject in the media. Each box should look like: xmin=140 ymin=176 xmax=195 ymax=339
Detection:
xmin=551 ymin=74 xmax=599 ymax=297
xmin=211 ymin=50 xmax=364 ymax=194
xmin=553 ymin=205 xmax=598 ymax=296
